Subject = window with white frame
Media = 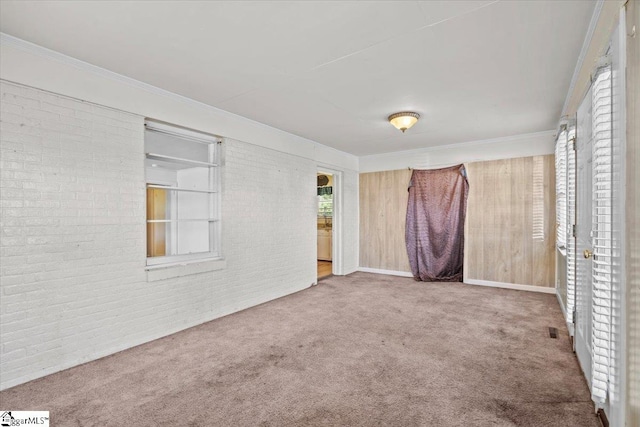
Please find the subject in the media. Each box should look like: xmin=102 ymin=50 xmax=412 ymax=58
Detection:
xmin=145 ymin=121 xmax=221 ymax=266
xmin=590 ymin=64 xmax=613 ymax=403
xmin=566 ymin=124 xmax=577 ymax=326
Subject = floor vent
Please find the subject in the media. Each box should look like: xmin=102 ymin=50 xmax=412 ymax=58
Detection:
xmin=548 ymin=327 xmax=558 ymax=339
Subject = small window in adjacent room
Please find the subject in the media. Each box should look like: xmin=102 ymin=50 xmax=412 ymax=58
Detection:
xmin=145 ymin=121 xmax=221 ymax=266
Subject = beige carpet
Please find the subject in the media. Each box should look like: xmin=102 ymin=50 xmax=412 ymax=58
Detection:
xmin=0 ymin=273 xmax=599 ymax=426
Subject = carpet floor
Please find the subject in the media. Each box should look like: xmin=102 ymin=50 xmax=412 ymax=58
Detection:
xmin=0 ymin=273 xmax=599 ymax=426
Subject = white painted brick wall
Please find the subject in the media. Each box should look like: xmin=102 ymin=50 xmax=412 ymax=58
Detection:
xmin=341 ymin=169 xmax=359 ymax=274
xmin=0 ymin=81 xmax=330 ymax=390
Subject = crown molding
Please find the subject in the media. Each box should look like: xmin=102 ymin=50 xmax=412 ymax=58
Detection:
xmin=360 ymin=129 xmax=556 ymax=160
xmin=359 ymin=129 xmax=555 ymax=172
xmin=560 ymin=0 xmax=604 ymax=116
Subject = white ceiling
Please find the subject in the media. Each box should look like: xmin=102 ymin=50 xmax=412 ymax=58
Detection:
xmin=0 ymin=1 xmax=595 ymax=156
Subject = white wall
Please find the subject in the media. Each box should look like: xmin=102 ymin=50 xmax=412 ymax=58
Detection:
xmin=0 ymin=61 xmax=359 ymax=389
xmin=341 ymin=169 xmax=360 ymax=274
xmin=359 ymin=130 xmax=556 ymax=173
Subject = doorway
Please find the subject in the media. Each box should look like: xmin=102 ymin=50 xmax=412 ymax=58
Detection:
xmin=317 ymin=172 xmax=333 ymax=279
xmin=575 ymin=85 xmax=594 ymax=388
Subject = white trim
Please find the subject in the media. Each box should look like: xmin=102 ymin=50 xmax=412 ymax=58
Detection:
xmin=145 ymin=256 xmax=225 ymax=271
xmin=357 ymin=270 xmax=558 ymax=294
xmin=359 ymin=130 xmax=555 ymax=173
xmin=331 ymin=169 xmax=342 ymax=276
xmin=146 ymin=259 xmax=226 ymax=282
xmin=556 ymin=288 xmax=568 ymax=320
xmin=316 ymin=166 xmax=344 ymax=276
xmin=609 ymin=8 xmax=626 ymax=423
xmin=146 ymin=120 xmax=221 ymax=143
xmin=465 ymin=279 xmax=556 ymax=294
xmin=364 ymin=130 xmax=555 ymax=159
xmin=556 ymin=289 xmax=574 ymax=340
xmin=561 ymin=0 xmax=605 ymax=116
xmin=357 ymin=267 xmax=414 ymax=278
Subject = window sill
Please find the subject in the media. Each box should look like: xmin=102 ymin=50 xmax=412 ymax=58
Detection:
xmin=146 ymin=257 xmax=226 ymax=282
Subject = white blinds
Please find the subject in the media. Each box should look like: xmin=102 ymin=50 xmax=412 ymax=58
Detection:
xmin=566 ymin=125 xmax=577 ymax=325
xmin=555 ymin=130 xmax=568 ymax=251
xmin=532 ymin=156 xmax=545 ymax=241
xmin=591 ymin=65 xmax=613 ymax=403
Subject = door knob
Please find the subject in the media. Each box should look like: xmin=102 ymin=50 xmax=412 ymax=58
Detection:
xmin=583 ymin=249 xmax=593 ymax=259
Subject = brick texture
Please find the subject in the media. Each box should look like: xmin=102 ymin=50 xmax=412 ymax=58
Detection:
xmin=0 ymin=81 xmax=348 ymax=390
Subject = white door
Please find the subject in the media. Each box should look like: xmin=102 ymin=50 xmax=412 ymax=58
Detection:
xmin=574 ymin=86 xmax=593 ymax=389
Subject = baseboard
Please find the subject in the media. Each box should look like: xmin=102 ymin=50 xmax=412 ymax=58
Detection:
xmin=556 ymin=288 xmax=568 ymax=318
xmin=556 ymin=287 xmax=575 ymax=337
xmin=357 ymin=267 xmax=414 ymax=278
xmin=357 ymin=271 xmax=557 ymax=294
xmin=465 ymin=279 xmax=556 ymax=294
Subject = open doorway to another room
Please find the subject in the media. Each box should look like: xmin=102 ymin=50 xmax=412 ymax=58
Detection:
xmin=317 ymin=172 xmax=333 ymax=279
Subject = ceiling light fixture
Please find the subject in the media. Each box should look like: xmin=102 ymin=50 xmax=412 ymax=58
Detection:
xmin=388 ymin=112 xmax=420 ymax=133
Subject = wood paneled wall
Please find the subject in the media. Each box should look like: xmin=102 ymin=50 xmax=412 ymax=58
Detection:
xmin=464 ymin=155 xmax=556 ymax=287
xmin=359 ymin=155 xmax=556 ymax=288
xmin=359 ymin=169 xmax=413 ymax=272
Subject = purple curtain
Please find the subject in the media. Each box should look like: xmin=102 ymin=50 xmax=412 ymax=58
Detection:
xmin=405 ymin=164 xmax=469 ymax=282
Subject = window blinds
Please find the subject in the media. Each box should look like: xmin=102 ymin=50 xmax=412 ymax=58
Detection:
xmin=555 ymin=130 xmax=568 ymax=251
xmin=590 ymin=65 xmax=612 ymax=403
xmin=566 ymin=125 xmax=577 ymax=326
xmin=532 ymin=157 xmax=545 ymax=241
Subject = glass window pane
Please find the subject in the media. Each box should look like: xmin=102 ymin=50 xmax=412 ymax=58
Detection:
xmin=145 ymin=129 xmax=209 ymax=163
xmin=175 ymin=221 xmax=210 ymax=255
xmin=145 ymin=122 xmax=220 ymax=264
xmin=318 ymin=194 xmax=333 ymax=217
xmin=147 ymin=188 xmax=169 ymax=257
xmin=177 ymin=166 xmax=209 ymax=191
xmin=146 ymin=186 xmax=213 ymax=257
xmin=174 ymin=191 xmax=211 ymax=220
